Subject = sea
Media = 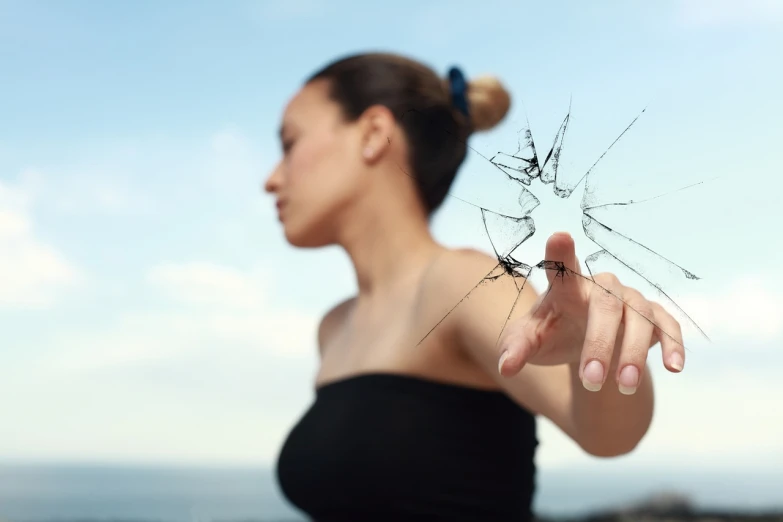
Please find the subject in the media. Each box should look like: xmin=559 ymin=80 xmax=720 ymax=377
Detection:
xmin=1 ymin=463 xmax=782 ymax=521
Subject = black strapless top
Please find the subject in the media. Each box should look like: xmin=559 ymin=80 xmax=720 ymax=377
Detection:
xmin=276 ymin=373 xmax=538 ymax=521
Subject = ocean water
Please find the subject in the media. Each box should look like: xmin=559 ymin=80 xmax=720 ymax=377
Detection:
xmin=0 ymin=464 xmax=302 ymax=522
xmin=1 ymin=463 xmax=781 ymax=521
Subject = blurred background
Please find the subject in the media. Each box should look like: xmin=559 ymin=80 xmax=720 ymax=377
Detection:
xmin=1 ymin=1 xmax=781 ymax=521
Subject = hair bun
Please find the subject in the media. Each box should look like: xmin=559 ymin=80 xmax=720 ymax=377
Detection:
xmin=467 ymin=76 xmax=511 ymax=132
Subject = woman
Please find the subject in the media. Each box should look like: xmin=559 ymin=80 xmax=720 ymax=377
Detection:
xmin=266 ymin=52 xmax=685 ymax=522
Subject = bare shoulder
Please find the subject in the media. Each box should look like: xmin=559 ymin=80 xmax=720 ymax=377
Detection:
xmin=419 ymin=247 xmax=574 ymax=430
xmin=317 ymin=296 xmax=356 ymax=355
xmin=435 ymin=246 xmax=498 ymax=270
xmin=423 ymin=247 xmax=501 ymax=289
xmin=419 ymin=247 xmax=531 ymax=317
xmin=415 ymin=246 xmax=534 ymax=352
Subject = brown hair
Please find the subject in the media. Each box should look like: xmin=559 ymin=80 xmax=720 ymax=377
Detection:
xmin=307 ymin=52 xmax=511 ymax=214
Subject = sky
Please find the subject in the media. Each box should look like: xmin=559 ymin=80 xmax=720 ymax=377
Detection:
xmin=1 ymin=0 xmax=782 ymax=489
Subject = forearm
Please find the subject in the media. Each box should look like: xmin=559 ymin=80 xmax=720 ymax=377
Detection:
xmin=569 ymin=360 xmax=654 ymax=457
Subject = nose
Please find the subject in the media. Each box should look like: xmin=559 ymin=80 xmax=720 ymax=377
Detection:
xmin=263 ymin=162 xmax=283 ymax=194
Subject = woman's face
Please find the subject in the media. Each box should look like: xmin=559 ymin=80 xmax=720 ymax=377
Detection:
xmin=264 ymin=81 xmax=368 ymax=248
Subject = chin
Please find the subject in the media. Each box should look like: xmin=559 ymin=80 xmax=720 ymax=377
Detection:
xmin=283 ymin=223 xmax=333 ymax=249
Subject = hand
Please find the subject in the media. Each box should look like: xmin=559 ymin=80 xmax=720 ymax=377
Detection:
xmin=497 ymin=232 xmax=685 ymax=395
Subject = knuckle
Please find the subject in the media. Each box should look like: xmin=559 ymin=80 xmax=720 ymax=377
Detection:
xmin=498 ymin=332 xmax=517 ymax=354
xmin=622 ymin=287 xmax=641 ymax=300
xmin=649 ymin=302 xmax=683 ymax=339
xmin=633 ymin=301 xmax=654 ymax=321
xmin=621 ymin=338 xmax=651 ymax=360
xmin=500 ymin=328 xmax=532 ymax=355
xmin=661 ymin=323 xmax=684 ymax=346
xmin=594 ymin=289 xmax=622 ymax=315
xmin=649 ymin=301 xmax=665 ymax=316
xmin=584 ymin=333 xmax=615 ymax=357
xmin=597 ymin=272 xmax=621 ymax=288
xmin=624 ymin=291 xmax=653 ymax=318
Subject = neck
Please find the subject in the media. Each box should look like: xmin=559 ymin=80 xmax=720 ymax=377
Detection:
xmin=337 ymin=199 xmax=443 ymax=296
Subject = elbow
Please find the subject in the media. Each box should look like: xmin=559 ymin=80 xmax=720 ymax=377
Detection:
xmin=576 ymin=420 xmax=652 ymax=458
xmin=579 ymin=436 xmax=644 ymax=458
xmin=574 ymin=386 xmax=655 ymax=458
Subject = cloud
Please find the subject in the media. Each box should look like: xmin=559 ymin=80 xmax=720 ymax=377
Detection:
xmin=46 ymin=259 xmax=319 ymax=375
xmin=20 ymin=159 xmax=156 ymax=217
xmin=674 ymin=0 xmax=783 ymax=27
xmin=22 ymin=256 xmax=321 ymax=463
xmin=0 ymin=177 xmax=80 ymax=309
xmin=147 ymin=261 xmax=266 ymax=309
xmin=536 ymin=363 xmax=783 ymax=471
xmin=0 ymin=126 xmax=325 ymax=464
xmin=55 ymin=177 xmax=153 ymax=216
xmin=675 ymin=275 xmax=783 ymax=342
xmin=145 ymin=260 xmax=320 ymax=360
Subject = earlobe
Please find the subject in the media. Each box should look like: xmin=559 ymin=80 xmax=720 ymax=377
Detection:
xmin=363 ymin=146 xmax=374 ymax=160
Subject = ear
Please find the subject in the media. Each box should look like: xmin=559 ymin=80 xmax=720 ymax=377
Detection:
xmin=356 ymin=104 xmax=397 ymax=164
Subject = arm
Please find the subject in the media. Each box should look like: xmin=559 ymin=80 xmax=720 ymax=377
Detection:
xmin=566 ymin=358 xmax=654 ymax=456
xmin=427 ymin=248 xmax=658 ymax=457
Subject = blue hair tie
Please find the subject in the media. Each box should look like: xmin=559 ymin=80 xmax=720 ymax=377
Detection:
xmin=448 ymin=66 xmax=470 ymax=122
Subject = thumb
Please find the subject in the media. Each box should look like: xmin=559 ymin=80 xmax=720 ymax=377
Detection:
xmin=543 ymin=231 xmax=581 ymax=286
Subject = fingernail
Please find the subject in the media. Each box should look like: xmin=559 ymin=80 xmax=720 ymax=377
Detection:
xmin=618 ymin=365 xmax=640 ymax=395
xmin=670 ymin=352 xmax=684 ymax=372
xmin=498 ymin=350 xmax=509 ymax=375
xmin=582 ymin=360 xmax=604 ymax=392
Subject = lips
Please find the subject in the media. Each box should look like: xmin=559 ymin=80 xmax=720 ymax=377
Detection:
xmin=276 ymin=200 xmax=287 ymax=219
